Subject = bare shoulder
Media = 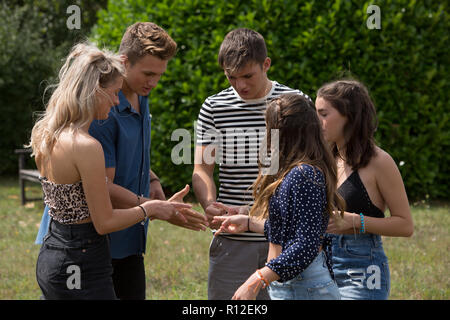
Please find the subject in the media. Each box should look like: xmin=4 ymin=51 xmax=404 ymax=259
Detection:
xmin=74 ymin=132 xmax=103 ymax=153
xmin=65 ymin=130 xmax=104 ymax=165
xmin=371 ymin=146 xmax=397 ymax=171
xmin=365 ymin=146 xmax=403 ymax=189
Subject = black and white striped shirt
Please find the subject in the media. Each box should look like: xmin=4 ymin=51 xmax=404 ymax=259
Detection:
xmin=196 ymin=81 xmax=310 ymax=241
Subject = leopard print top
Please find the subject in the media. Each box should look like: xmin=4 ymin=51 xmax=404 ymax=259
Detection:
xmin=40 ymin=177 xmax=90 ymax=224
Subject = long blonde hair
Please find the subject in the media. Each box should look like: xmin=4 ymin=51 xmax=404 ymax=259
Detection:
xmin=249 ymin=94 xmax=345 ymax=220
xmin=28 ymin=42 xmax=125 ymax=161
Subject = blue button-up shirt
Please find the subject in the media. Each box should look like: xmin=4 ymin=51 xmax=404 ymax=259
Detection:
xmin=36 ymin=91 xmax=152 ymax=259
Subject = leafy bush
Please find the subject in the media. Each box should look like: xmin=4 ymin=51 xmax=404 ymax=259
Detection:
xmin=97 ymin=0 xmax=449 ymax=200
xmin=0 ymin=0 xmax=107 ymax=175
xmin=0 ymin=2 xmax=56 ymax=174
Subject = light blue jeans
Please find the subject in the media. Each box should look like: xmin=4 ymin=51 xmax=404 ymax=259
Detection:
xmin=35 ymin=205 xmax=50 ymax=245
xmin=267 ymin=251 xmax=341 ymax=300
xmin=330 ymin=234 xmax=390 ymax=300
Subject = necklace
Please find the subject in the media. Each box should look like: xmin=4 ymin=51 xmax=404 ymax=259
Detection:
xmin=336 ymin=159 xmax=348 ymax=185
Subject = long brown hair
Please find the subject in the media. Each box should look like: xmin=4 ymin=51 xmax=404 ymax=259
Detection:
xmin=249 ymin=93 xmax=344 ymax=220
xmin=317 ymin=79 xmax=378 ymax=170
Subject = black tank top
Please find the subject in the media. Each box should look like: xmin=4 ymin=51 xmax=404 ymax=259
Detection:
xmin=338 ymin=171 xmax=385 ymax=218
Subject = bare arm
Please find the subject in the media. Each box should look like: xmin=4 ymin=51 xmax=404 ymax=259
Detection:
xmin=192 ymin=145 xmax=225 ymax=228
xmin=105 ymin=167 xmax=145 ymax=209
xmin=192 ymin=145 xmax=217 ymax=210
xmin=216 ymin=214 xmax=279 ymax=300
xmin=75 ymin=140 xmax=190 ymax=235
xmin=361 ymin=151 xmax=414 ymax=236
xmin=328 ymin=151 xmax=413 ymax=237
xmin=213 ymin=214 xmax=266 ymax=235
xmin=106 ymin=167 xmax=206 ymax=231
xmin=232 ymin=266 xmax=280 ymax=300
xmin=149 ymin=169 xmax=166 ymax=200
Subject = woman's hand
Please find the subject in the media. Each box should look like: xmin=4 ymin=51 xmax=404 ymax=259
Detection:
xmin=232 ymin=273 xmax=262 ymax=300
xmin=205 ymin=202 xmax=249 ymax=229
xmin=211 ymin=202 xmax=249 ymax=216
xmin=326 ymin=211 xmax=354 ymax=234
xmin=141 ymin=199 xmax=190 ymax=224
xmin=212 ymin=214 xmax=249 ymax=236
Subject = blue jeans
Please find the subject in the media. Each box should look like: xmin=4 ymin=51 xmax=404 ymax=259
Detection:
xmin=35 ymin=205 xmax=50 ymax=245
xmin=267 ymin=251 xmax=341 ymax=300
xmin=330 ymin=234 xmax=390 ymax=300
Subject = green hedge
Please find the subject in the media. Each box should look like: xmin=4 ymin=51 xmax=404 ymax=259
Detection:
xmin=0 ymin=3 xmax=56 ymax=174
xmin=0 ymin=0 xmax=106 ymax=174
xmin=90 ymin=1 xmax=448 ymax=200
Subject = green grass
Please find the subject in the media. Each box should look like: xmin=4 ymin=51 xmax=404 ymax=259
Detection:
xmin=0 ymin=176 xmax=448 ymax=300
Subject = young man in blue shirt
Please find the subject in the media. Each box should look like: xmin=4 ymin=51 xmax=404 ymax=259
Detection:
xmin=36 ymin=22 xmax=207 ymax=300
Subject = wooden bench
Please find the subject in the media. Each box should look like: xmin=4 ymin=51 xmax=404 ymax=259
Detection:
xmin=14 ymin=148 xmax=42 ymax=205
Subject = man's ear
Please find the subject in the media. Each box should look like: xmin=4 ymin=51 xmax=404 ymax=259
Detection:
xmin=120 ymin=54 xmax=129 ymax=67
xmin=262 ymin=57 xmax=271 ymax=73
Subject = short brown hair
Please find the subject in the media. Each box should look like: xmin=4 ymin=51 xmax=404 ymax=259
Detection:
xmin=218 ymin=28 xmax=267 ymax=72
xmin=317 ymin=79 xmax=378 ymax=170
xmin=119 ymin=22 xmax=177 ymax=64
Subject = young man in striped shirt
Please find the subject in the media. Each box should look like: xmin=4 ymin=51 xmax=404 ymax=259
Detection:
xmin=192 ymin=28 xmax=310 ymax=300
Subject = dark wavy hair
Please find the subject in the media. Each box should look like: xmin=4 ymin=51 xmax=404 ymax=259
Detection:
xmin=317 ymin=79 xmax=378 ymax=170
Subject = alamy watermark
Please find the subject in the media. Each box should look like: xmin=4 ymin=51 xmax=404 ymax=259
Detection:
xmin=347 ymin=265 xmax=381 ymax=290
xmin=66 ymin=264 xmax=81 ymax=290
xmin=366 ymin=5 xmax=381 ymax=29
xmin=66 ymin=5 xmax=81 ymax=30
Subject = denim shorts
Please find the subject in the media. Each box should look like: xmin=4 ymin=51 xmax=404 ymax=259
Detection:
xmin=267 ymin=251 xmax=341 ymax=300
xmin=36 ymin=219 xmax=116 ymax=300
xmin=330 ymin=233 xmax=390 ymax=300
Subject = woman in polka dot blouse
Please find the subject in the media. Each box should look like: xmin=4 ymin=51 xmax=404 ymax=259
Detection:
xmin=213 ymin=93 xmax=344 ymax=300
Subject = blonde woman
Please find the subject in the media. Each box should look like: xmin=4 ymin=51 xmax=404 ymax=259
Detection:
xmin=212 ymin=94 xmax=343 ymax=300
xmin=29 ymin=42 xmax=191 ymax=299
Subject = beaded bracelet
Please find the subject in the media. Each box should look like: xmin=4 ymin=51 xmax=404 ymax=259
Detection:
xmin=359 ymin=213 xmax=365 ymax=234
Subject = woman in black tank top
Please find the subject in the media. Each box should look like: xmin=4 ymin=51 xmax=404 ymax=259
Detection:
xmin=315 ymin=79 xmax=414 ymax=300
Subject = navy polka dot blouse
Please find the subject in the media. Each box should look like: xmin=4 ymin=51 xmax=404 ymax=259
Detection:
xmin=264 ymin=164 xmax=330 ymax=282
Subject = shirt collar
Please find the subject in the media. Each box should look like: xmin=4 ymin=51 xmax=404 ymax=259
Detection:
xmin=117 ymin=90 xmax=147 ymax=114
xmin=116 ymin=90 xmax=150 ymax=117
xmin=116 ymin=90 xmax=132 ymax=112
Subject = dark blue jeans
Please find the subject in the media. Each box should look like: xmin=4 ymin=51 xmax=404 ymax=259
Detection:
xmin=36 ymin=219 xmax=116 ymax=300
